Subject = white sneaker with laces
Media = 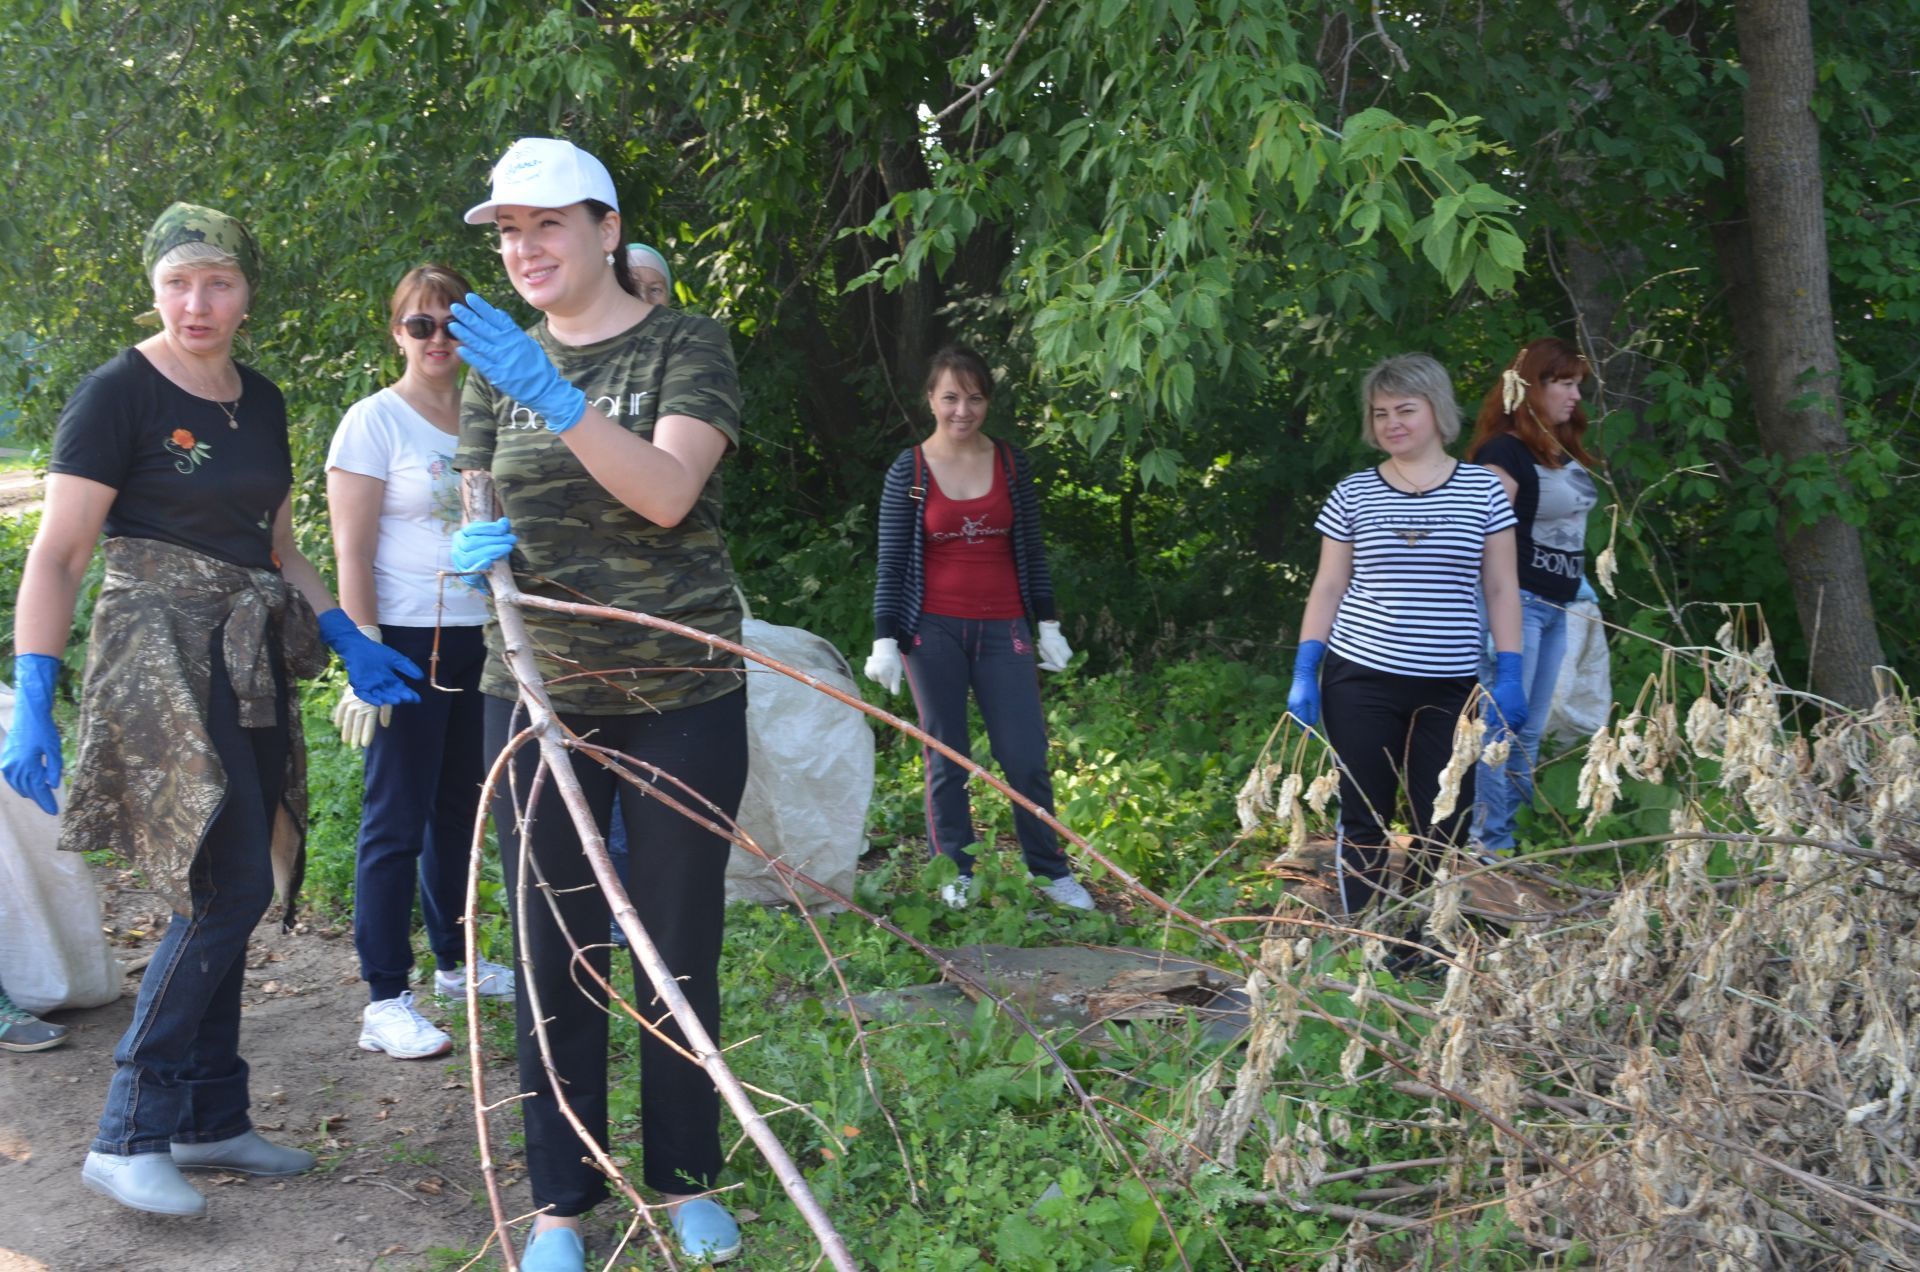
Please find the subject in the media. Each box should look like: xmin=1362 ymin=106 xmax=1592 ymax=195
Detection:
xmin=1035 ymin=873 xmax=1096 ymax=911
xmin=434 ymin=957 xmax=517 ymax=1002
xmin=359 ymin=991 xmax=453 ymax=1059
xmin=939 ymin=876 xmax=975 ymax=910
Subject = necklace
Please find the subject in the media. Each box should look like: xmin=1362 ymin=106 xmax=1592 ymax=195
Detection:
xmin=164 ymin=343 xmax=242 ymax=429
xmin=1386 ymin=457 xmax=1452 ymax=496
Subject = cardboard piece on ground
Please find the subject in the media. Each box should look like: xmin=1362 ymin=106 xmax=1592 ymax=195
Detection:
xmin=848 ymin=943 xmax=1248 ymax=1044
xmin=1270 ymin=833 xmax=1558 ymax=920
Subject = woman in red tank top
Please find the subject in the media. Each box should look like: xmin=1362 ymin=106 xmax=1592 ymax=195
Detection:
xmin=865 ymin=346 xmax=1095 ymax=912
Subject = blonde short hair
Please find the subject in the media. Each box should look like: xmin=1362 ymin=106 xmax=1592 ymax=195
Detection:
xmin=1359 ymin=353 xmax=1461 ymax=450
xmin=150 ymin=241 xmax=247 ymax=295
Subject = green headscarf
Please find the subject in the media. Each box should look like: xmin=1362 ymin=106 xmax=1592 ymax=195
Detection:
xmin=141 ymin=202 xmax=262 ymax=288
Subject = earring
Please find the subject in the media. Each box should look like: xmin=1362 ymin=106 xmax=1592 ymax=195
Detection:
xmin=604 ymin=252 xmax=615 ymax=267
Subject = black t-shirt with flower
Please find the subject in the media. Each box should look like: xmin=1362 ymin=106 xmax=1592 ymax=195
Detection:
xmin=49 ymin=348 xmax=290 ymax=570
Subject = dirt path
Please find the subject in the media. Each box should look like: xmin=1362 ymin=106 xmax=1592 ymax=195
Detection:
xmin=0 ymin=873 xmax=531 ymax=1272
xmin=0 ymin=465 xmax=42 ymax=520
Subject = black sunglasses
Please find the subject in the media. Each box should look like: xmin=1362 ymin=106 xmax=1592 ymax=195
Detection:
xmin=400 ymin=313 xmax=458 ymax=341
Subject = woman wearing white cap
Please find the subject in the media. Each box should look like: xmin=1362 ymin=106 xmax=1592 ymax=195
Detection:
xmin=448 ymin=137 xmax=748 ymax=1269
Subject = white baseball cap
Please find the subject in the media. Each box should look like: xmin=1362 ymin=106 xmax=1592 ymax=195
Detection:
xmin=464 ymin=138 xmax=619 ymax=225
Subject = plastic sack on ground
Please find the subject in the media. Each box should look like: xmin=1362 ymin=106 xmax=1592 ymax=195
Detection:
xmin=730 ymin=619 xmax=873 ymax=910
xmin=0 ymin=686 xmax=122 ymax=1014
xmin=1545 ymin=598 xmax=1612 ymax=745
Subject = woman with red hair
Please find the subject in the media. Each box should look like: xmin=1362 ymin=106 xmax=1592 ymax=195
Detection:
xmin=1467 ymin=338 xmax=1601 ymax=855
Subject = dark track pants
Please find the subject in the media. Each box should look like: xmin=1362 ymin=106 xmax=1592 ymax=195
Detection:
xmin=485 ymin=689 xmax=746 ymax=1213
xmin=903 ymin=613 xmax=1069 ymax=881
xmin=1320 ymin=651 xmax=1476 ymax=916
xmin=353 ymin=624 xmax=486 ymax=1001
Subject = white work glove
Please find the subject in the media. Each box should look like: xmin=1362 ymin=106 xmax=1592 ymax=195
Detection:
xmin=864 ymin=638 xmax=903 ymax=695
xmin=1036 ymin=620 xmax=1073 ymax=672
xmin=330 ymin=625 xmax=394 ymax=747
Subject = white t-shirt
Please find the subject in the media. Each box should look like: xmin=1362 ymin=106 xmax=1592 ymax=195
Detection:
xmin=1314 ymin=463 xmax=1517 ymax=677
xmin=326 ymin=388 xmax=490 ymax=627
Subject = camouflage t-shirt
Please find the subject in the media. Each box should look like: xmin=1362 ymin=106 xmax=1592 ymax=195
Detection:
xmin=455 ymin=306 xmax=745 ymax=715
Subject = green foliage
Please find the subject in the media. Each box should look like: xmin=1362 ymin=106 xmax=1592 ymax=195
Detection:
xmin=3 ymin=0 xmax=1915 ymax=687
xmin=0 ymin=509 xmax=102 ymax=689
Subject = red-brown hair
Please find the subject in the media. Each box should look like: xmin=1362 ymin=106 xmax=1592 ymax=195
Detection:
xmin=1468 ymin=337 xmax=1599 ymax=469
xmin=388 ymin=263 xmax=474 ymax=327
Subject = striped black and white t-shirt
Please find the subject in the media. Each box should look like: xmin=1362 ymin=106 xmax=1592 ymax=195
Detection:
xmin=1314 ymin=463 xmax=1516 ymax=677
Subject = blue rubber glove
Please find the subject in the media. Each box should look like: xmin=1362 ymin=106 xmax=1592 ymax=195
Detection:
xmin=316 ymin=609 xmax=423 ymax=709
xmin=452 ymin=516 xmax=517 ymax=581
xmin=1489 ymin=650 xmax=1529 ymax=736
xmin=1 ymin=653 xmax=64 ymax=814
xmin=448 ymin=292 xmax=588 ymax=433
xmin=1287 ymin=639 xmax=1327 ymax=728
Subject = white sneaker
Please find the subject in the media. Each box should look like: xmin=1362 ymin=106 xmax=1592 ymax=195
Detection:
xmin=939 ymin=877 xmax=975 ymax=910
xmin=434 ymin=957 xmax=516 ymax=1002
xmin=358 ymin=991 xmax=453 ymax=1059
xmin=1035 ymin=874 xmax=1096 ymax=911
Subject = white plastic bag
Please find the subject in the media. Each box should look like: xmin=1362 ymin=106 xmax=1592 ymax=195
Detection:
xmin=1545 ymin=598 xmax=1612 ymax=745
xmin=0 ymin=687 xmax=122 ymax=1014
xmin=729 ymin=620 xmax=874 ymax=910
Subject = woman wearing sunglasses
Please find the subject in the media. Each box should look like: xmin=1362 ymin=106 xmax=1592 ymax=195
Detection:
xmin=324 ymin=265 xmax=517 ymax=1061
xmin=448 ymin=138 xmax=748 ymax=1269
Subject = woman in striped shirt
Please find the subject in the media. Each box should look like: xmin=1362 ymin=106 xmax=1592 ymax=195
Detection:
xmin=1285 ymin=354 xmax=1527 ymax=965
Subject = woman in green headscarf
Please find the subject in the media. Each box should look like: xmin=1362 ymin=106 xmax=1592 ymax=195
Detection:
xmin=0 ymin=202 xmax=422 ymax=1219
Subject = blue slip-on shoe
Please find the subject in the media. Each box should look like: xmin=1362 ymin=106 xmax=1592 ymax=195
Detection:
xmin=522 ymin=1225 xmax=586 ymax=1272
xmin=82 ymin=1150 xmax=208 ymax=1217
xmin=672 ymin=1197 xmax=743 ymax=1263
xmin=171 ymin=1129 xmax=315 ymax=1176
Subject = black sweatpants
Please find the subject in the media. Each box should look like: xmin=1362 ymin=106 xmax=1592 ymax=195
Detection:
xmin=1320 ymin=651 xmax=1477 ymax=916
xmin=485 ymin=689 xmax=747 ymax=1212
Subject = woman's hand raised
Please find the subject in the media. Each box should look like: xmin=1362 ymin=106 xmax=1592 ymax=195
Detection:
xmin=449 ymin=293 xmax=587 ymax=433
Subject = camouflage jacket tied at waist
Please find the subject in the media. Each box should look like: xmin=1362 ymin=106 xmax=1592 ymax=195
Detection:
xmin=59 ymin=536 xmax=328 ymax=926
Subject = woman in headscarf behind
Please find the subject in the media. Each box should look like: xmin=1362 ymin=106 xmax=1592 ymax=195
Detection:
xmin=0 ymin=203 xmax=421 ymax=1218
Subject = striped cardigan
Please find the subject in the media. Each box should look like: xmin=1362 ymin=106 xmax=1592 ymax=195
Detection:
xmin=872 ymin=440 xmax=1059 ymax=642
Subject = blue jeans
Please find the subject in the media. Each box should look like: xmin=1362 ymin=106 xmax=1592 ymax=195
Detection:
xmin=353 ymin=625 xmax=486 ymax=1001
xmin=902 ymin=613 xmax=1069 ymax=881
xmin=1473 ymin=589 xmax=1569 ymax=853
xmin=94 ymin=645 xmax=287 ymax=1156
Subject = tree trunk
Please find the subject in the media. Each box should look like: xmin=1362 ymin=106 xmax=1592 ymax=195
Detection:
xmin=1731 ymin=0 xmax=1886 ymax=708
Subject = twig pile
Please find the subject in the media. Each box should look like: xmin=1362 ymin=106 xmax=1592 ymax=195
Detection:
xmin=1187 ymin=621 xmax=1920 ymax=1268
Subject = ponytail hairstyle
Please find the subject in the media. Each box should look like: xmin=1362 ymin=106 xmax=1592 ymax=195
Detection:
xmin=1468 ymin=337 xmax=1598 ymax=468
xmin=583 ymin=199 xmax=640 ymax=298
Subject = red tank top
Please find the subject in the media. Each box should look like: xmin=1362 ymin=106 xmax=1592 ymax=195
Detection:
xmin=921 ymin=450 xmax=1025 ymax=620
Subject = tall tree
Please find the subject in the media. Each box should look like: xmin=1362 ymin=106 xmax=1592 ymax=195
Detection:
xmin=1730 ymin=0 xmax=1887 ymax=706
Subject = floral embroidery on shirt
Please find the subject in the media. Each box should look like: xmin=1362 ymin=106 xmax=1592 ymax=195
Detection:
xmin=164 ymin=427 xmax=213 ymax=474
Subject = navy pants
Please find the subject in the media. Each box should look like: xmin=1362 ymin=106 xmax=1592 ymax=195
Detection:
xmin=485 ymin=689 xmax=746 ymax=1212
xmin=1320 ymin=651 xmax=1476 ymax=916
xmin=95 ymin=643 xmax=286 ymax=1156
xmin=903 ymin=613 xmax=1069 ymax=881
xmin=353 ymin=624 xmax=486 ymax=1001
